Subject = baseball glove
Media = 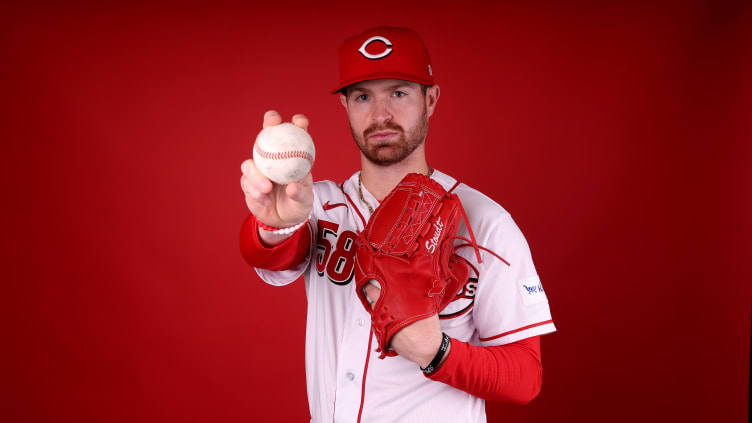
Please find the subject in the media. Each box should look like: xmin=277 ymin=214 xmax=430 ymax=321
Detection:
xmin=354 ymin=173 xmax=473 ymax=359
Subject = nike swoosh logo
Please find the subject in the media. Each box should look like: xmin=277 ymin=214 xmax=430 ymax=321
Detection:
xmin=323 ymin=201 xmax=347 ymax=210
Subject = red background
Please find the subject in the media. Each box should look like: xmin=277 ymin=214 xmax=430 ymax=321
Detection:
xmin=3 ymin=1 xmax=750 ymax=422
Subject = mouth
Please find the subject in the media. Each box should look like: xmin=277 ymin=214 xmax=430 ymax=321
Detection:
xmin=367 ymin=131 xmax=400 ymax=143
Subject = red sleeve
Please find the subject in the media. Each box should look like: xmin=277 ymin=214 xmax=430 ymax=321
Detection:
xmin=427 ymin=336 xmax=543 ymax=405
xmin=239 ymin=213 xmax=312 ymax=271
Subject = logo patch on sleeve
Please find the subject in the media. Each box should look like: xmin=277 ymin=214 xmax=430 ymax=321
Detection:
xmin=517 ymin=276 xmax=548 ymax=306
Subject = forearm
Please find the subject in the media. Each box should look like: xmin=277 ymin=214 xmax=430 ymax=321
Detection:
xmin=239 ymin=213 xmax=311 ymax=271
xmin=427 ymin=336 xmax=543 ymax=404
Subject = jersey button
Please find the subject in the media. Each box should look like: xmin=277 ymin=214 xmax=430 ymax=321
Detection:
xmin=346 ymin=371 xmax=355 ymax=381
xmin=357 ymin=318 xmax=366 ymax=327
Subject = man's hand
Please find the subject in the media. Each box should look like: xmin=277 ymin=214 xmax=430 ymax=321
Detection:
xmin=240 ymin=111 xmax=314 ymax=245
xmin=362 ymin=283 xmax=448 ymax=368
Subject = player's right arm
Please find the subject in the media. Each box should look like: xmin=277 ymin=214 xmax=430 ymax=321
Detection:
xmin=239 ymin=111 xmax=314 ymax=270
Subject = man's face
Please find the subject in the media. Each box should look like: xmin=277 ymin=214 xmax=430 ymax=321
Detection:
xmin=340 ymin=79 xmax=438 ymax=166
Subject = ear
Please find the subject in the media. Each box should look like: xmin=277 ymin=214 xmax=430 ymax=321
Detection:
xmin=339 ymin=93 xmax=348 ymax=110
xmin=425 ymin=85 xmax=440 ymax=118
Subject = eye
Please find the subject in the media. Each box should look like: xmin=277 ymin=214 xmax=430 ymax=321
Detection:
xmin=393 ymin=91 xmax=406 ymax=98
xmin=356 ymin=93 xmax=369 ymax=101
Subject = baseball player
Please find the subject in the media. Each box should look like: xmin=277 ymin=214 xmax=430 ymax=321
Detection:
xmin=240 ymin=26 xmax=556 ymax=423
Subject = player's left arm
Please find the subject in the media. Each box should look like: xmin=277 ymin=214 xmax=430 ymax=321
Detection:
xmin=425 ymin=335 xmax=542 ymax=404
xmin=362 ymin=288 xmax=544 ymax=404
xmin=363 ymin=294 xmax=543 ymax=404
xmin=426 ymin=207 xmax=550 ymax=403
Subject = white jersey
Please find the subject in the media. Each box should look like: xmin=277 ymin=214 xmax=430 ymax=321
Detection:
xmin=256 ymin=169 xmax=556 ymax=423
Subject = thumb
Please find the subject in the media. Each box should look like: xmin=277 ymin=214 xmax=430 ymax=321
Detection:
xmin=285 ymin=173 xmax=314 ymax=204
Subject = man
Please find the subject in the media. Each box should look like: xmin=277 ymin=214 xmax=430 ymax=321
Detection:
xmin=240 ymin=26 xmax=555 ymax=423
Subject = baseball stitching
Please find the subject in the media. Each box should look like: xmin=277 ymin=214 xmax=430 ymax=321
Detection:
xmin=255 ymin=142 xmax=314 ymax=165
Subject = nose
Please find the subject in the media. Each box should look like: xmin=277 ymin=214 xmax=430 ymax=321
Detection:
xmin=371 ymin=97 xmax=392 ymax=124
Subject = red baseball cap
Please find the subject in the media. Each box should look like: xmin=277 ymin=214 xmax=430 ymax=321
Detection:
xmin=332 ymin=26 xmax=434 ymax=94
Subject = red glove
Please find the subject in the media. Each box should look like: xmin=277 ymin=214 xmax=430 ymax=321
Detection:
xmin=354 ymin=173 xmax=471 ymax=359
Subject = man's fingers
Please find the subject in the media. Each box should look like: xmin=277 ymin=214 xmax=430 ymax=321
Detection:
xmin=285 ymin=173 xmax=314 ymax=203
xmin=240 ymin=174 xmax=252 ymax=195
xmin=262 ymin=111 xmax=308 ymax=131
xmin=240 ymin=159 xmax=272 ymax=193
xmin=364 ymin=282 xmax=382 ymax=309
xmin=262 ymin=110 xmax=283 ymax=128
xmin=241 ymin=175 xmax=271 ymax=206
xmin=291 ymin=114 xmax=310 ymax=131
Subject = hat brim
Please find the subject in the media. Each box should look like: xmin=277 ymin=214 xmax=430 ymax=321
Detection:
xmin=331 ymin=72 xmax=434 ymax=94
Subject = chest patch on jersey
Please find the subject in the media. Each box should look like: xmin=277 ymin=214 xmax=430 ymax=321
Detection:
xmin=439 ymin=276 xmax=477 ymax=319
xmin=517 ymin=276 xmax=548 ymax=306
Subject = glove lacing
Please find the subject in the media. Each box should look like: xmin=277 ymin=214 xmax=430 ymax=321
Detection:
xmin=446 ymin=181 xmax=511 ymax=268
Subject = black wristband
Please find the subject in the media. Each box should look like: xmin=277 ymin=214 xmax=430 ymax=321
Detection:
xmin=421 ymin=332 xmax=451 ymax=374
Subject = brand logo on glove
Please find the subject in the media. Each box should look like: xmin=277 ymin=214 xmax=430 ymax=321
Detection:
xmin=425 ymin=217 xmax=444 ymax=254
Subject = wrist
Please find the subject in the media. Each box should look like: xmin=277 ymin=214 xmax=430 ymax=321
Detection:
xmin=257 ymin=215 xmax=310 ymax=235
xmin=256 ymin=214 xmax=310 ymax=246
xmin=421 ymin=333 xmax=451 ymax=374
xmin=257 ymin=227 xmax=295 ymax=247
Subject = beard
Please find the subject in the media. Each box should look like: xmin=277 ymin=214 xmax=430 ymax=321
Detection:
xmin=350 ymin=108 xmax=428 ymax=166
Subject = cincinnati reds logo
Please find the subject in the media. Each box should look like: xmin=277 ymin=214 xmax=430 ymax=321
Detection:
xmin=358 ymin=35 xmax=393 ymax=60
xmin=439 ymin=277 xmax=478 ymax=319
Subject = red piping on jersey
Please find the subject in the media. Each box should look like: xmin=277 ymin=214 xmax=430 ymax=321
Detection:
xmin=480 ymin=320 xmax=553 ymax=342
xmin=356 ymin=333 xmax=374 ymax=423
xmin=342 ymin=188 xmax=368 ymax=227
xmin=340 ymin=181 xmax=371 ymax=423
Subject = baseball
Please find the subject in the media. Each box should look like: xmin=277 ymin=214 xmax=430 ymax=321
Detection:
xmin=253 ymin=122 xmax=316 ymax=184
